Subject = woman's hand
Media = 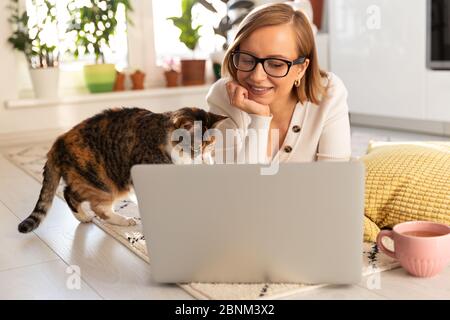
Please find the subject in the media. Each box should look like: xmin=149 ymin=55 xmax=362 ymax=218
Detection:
xmin=226 ymin=81 xmax=271 ymax=117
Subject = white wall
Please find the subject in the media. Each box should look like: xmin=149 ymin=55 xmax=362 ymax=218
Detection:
xmin=329 ymin=0 xmax=449 ymax=124
xmin=329 ymin=0 xmax=426 ymax=119
xmin=0 ymin=6 xmax=21 ymax=133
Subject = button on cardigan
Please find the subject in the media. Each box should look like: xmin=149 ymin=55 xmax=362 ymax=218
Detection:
xmin=205 ymin=72 xmax=352 ymax=163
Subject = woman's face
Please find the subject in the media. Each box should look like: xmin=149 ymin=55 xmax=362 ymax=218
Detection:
xmin=236 ymin=23 xmax=309 ymax=106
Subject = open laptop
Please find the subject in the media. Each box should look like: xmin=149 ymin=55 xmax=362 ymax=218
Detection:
xmin=131 ymin=162 xmax=365 ymax=284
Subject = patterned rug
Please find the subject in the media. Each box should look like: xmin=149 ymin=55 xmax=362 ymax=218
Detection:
xmin=3 ymin=143 xmax=400 ymax=300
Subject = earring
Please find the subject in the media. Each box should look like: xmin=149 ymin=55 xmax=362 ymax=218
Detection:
xmin=294 ymin=79 xmax=301 ymax=87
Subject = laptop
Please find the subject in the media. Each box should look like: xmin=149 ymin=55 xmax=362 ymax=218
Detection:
xmin=131 ymin=162 xmax=365 ymax=284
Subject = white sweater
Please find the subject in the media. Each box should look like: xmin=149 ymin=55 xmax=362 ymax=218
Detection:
xmin=205 ymin=72 xmax=351 ymax=163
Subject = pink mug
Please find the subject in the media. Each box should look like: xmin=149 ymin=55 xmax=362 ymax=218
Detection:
xmin=376 ymin=221 xmax=450 ymax=278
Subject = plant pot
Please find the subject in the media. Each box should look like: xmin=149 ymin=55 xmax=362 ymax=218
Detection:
xmin=113 ymin=71 xmax=126 ymax=91
xmin=83 ymin=63 xmax=116 ymax=93
xmin=181 ymin=59 xmax=206 ymax=86
xmin=29 ymin=67 xmax=59 ymax=99
xmin=164 ymin=70 xmax=180 ymax=87
xmin=131 ymin=70 xmax=146 ymax=90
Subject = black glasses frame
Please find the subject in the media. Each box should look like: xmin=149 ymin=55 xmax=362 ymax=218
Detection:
xmin=231 ymin=51 xmax=307 ymax=78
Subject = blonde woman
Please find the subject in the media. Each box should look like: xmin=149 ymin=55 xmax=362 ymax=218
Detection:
xmin=206 ymin=3 xmax=351 ymax=163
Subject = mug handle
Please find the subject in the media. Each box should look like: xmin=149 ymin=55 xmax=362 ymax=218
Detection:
xmin=376 ymin=230 xmax=396 ymax=259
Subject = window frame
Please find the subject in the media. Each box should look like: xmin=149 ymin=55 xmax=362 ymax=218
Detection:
xmin=17 ymin=0 xmax=160 ymax=97
xmin=127 ymin=0 xmax=164 ymax=88
xmin=16 ymin=0 xmax=219 ymax=98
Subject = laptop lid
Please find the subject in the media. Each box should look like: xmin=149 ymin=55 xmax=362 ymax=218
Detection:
xmin=131 ymin=162 xmax=365 ymax=284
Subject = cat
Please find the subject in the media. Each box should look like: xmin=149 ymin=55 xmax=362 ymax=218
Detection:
xmin=18 ymin=107 xmax=227 ymax=233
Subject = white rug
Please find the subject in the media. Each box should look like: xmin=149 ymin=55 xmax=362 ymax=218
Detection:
xmin=3 ymin=143 xmax=400 ymax=300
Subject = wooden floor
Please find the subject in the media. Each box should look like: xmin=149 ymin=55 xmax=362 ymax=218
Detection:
xmin=0 ymin=125 xmax=449 ymax=300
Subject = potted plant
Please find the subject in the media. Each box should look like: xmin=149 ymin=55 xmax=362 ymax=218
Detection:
xmin=167 ymin=0 xmax=217 ymax=86
xmin=131 ymin=69 xmax=145 ymax=90
xmin=67 ymin=0 xmax=133 ymax=93
xmin=163 ymin=58 xmax=180 ymax=87
xmin=7 ymin=0 xmax=60 ymax=99
xmin=113 ymin=71 xmax=125 ymax=91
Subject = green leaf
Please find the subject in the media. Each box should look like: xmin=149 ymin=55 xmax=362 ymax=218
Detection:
xmin=66 ymin=0 xmax=134 ymax=61
xmin=167 ymin=0 xmax=215 ymax=52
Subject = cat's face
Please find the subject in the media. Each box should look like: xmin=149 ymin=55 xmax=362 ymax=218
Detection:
xmin=167 ymin=107 xmax=228 ymax=164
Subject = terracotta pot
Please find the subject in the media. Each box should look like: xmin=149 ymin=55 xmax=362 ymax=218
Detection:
xmin=113 ymin=71 xmax=126 ymax=91
xmin=131 ymin=70 xmax=146 ymax=90
xmin=164 ymin=70 xmax=179 ymax=87
xmin=181 ymin=59 xmax=206 ymax=86
xmin=310 ymin=0 xmax=324 ymax=30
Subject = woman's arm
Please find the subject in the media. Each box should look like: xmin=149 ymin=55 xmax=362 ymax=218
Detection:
xmin=206 ymin=79 xmax=273 ymax=164
xmin=316 ymin=74 xmax=352 ymax=161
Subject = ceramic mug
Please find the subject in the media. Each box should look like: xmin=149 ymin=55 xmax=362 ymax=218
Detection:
xmin=376 ymin=221 xmax=450 ymax=277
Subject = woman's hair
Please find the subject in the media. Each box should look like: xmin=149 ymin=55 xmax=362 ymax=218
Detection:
xmin=222 ymin=3 xmax=327 ymax=104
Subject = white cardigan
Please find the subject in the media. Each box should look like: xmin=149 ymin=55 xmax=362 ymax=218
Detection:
xmin=205 ymin=72 xmax=351 ymax=163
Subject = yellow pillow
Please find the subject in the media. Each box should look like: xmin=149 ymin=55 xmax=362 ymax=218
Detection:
xmin=361 ymin=141 xmax=450 ymax=242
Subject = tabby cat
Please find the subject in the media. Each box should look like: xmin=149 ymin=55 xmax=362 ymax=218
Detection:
xmin=18 ymin=107 xmax=227 ymax=233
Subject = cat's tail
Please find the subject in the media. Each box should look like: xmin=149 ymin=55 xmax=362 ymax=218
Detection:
xmin=18 ymin=149 xmax=61 ymax=233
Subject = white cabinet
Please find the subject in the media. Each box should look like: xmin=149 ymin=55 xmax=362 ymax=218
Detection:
xmin=329 ymin=0 xmax=427 ymax=120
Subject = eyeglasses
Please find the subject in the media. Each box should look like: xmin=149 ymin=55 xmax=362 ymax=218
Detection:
xmin=231 ymin=51 xmax=306 ymax=78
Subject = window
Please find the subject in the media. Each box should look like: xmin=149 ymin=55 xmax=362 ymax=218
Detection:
xmin=17 ymin=0 xmax=225 ymax=96
xmin=22 ymin=0 xmax=130 ymax=94
xmin=152 ymin=0 xmax=227 ymax=66
xmin=60 ymin=0 xmax=130 ymax=69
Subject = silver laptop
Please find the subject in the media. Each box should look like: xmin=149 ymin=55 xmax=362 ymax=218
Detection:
xmin=131 ymin=162 xmax=365 ymax=284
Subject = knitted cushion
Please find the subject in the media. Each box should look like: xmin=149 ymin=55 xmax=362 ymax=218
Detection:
xmin=361 ymin=141 xmax=450 ymax=242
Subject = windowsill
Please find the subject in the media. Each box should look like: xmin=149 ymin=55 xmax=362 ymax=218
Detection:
xmin=5 ymin=84 xmax=212 ymax=110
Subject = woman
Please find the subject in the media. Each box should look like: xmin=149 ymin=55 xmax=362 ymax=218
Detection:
xmin=206 ymin=3 xmax=351 ymax=164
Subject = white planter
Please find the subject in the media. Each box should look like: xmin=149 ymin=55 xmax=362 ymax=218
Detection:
xmin=29 ymin=67 xmax=59 ymax=99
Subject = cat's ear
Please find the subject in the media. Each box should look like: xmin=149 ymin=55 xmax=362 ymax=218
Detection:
xmin=207 ymin=112 xmax=228 ymax=128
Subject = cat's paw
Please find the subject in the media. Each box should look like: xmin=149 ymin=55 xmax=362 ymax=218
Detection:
xmin=73 ymin=211 xmax=94 ymax=223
